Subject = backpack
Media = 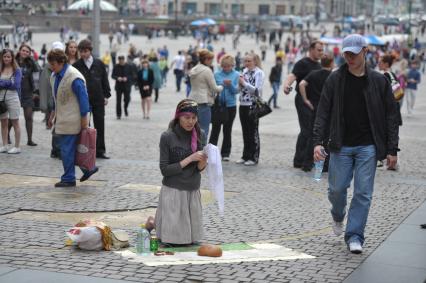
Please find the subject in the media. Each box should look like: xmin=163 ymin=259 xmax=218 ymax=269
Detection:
xmin=386 ymin=71 xmax=404 ymax=102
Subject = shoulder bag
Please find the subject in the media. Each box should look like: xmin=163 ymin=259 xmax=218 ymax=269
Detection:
xmin=248 ymin=89 xmax=272 ymax=119
xmin=211 ymin=92 xmax=229 ymax=124
xmin=0 ymin=89 xmax=8 ymax=115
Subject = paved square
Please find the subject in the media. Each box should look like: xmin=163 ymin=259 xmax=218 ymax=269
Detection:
xmin=0 ymin=31 xmax=425 ymax=282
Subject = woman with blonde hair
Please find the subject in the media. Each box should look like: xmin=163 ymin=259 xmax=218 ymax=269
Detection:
xmin=237 ymin=53 xmax=265 ymax=166
xmin=0 ymin=49 xmax=22 ymax=154
xmin=188 ymin=49 xmax=223 ymax=143
xmin=65 ymin=40 xmax=79 ymax=65
xmin=209 ymin=54 xmax=240 ymax=161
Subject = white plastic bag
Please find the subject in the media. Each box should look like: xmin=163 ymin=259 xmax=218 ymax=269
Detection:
xmin=66 ymin=226 xmax=103 ymax=251
xmin=204 ymin=144 xmax=225 ymax=215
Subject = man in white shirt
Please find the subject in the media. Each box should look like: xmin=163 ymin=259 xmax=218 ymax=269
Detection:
xmin=170 ymin=50 xmax=186 ymax=92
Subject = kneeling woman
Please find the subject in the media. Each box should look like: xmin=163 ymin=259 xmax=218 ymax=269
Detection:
xmin=156 ymin=99 xmax=207 ymax=245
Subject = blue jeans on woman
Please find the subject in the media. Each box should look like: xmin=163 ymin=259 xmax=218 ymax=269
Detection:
xmin=197 ymin=104 xmax=211 ymax=145
xmin=328 ymin=145 xmax=377 ymax=246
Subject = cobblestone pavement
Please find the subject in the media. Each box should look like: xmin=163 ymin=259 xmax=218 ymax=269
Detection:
xmin=0 ymin=32 xmax=425 ymax=282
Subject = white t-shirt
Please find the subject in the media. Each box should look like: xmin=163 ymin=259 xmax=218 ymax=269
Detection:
xmin=173 ymin=55 xmax=185 ymax=71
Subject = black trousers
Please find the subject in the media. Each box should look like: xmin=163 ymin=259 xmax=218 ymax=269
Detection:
xmin=209 ymin=106 xmax=236 ymax=158
xmin=91 ymin=104 xmax=106 ymax=154
xmin=294 ymin=94 xmax=312 ymax=166
xmin=302 ymin=109 xmax=317 ymax=168
xmin=239 ymin=105 xmax=260 ymax=162
xmin=116 ymin=88 xmax=131 ymax=117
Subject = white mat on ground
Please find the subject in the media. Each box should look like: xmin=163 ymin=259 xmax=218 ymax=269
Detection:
xmin=115 ymin=243 xmax=315 ymax=266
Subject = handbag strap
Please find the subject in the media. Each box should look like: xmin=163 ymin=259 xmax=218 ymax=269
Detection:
xmin=1 ymin=73 xmax=13 ymax=101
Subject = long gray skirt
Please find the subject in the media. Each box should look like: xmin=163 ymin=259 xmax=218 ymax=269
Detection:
xmin=155 ymin=185 xmax=203 ymax=244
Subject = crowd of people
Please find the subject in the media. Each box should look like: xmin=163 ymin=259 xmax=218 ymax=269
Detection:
xmin=0 ymin=25 xmax=424 ymax=254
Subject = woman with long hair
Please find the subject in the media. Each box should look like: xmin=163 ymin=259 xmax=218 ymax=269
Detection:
xmin=155 ymin=99 xmax=207 ymax=245
xmin=16 ymin=43 xmax=40 ymax=146
xmin=137 ymin=59 xmax=154 ymax=119
xmin=237 ymin=53 xmax=265 ymax=166
xmin=188 ymin=49 xmax=223 ymax=143
xmin=0 ymin=49 xmax=22 ymax=154
xmin=65 ymin=40 xmax=79 ymax=65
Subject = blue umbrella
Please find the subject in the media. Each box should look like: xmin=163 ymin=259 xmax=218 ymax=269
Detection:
xmin=201 ymin=18 xmax=216 ymax=25
xmin=190 ymin=18 xmax=217 ymax=26
xmin=364 ymin=35 xmax=385 ymax=46
xmin=190 ymin=20 xmax=207 ymax=26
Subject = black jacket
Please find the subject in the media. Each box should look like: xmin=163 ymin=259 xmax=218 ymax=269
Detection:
xmin=313 ymin=64 xmax=399 ymax=160
xmin=137 ymin=68 xmax=154 ymax=90
xmin=73 ymin=58 xmax=111 ymax=106
xmin=269 ymin=64 xmax=282 ymax=83
xmin=111 ymin=63 xmax=134 ymax=91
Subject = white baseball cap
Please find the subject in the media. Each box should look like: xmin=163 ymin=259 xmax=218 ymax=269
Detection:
xmin=51 ymin=41 xmax=65 ymax=51
xmin=342 ymin=34 xmax=367 ymax=54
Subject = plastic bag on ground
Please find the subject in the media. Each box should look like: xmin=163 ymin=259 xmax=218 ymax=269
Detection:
xmin=66 ymin=226 xmax=103 ymax=251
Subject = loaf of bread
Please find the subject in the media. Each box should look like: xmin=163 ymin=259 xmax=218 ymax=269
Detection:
xmin=197 ymin=244 xmax=222 ymax=257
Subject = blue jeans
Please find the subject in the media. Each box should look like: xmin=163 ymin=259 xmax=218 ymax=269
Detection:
xmin=59 ymin=134 xmax=92 ymax=183
xmin=59 ymin=135 xmax=78 ymax=183
xmin=268 ymin=81 xmax=281 ymax=107
xmin=197 ymin=104 xmax=211 ymax=145
xmin=328 ymin=145 xmax=377 ymax=245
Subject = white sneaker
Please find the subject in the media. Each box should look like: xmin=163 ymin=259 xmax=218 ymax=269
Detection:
xmin=222 ymin=157 xmax=230 ymax=162
xmin=236 ymin=159 xmax=246 ymax=164
xmin=0 ymin=145 xmax=8 ymax=153
xmin=7 ymin=147 xmax=21 ymax=154
xmin=348 ymin=241 xmax=363 ymax=254
xmin=244 ymin=160 xmax=256 ymax=166
xmin=332 ymin=220 xmax=344 ymax=236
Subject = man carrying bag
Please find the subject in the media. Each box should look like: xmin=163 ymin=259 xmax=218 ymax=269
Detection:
xmin=47 ymin=48 xmax=98 ymax=187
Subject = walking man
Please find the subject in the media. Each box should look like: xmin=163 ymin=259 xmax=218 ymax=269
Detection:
xmin=313 ymin=34 xmax=399 ymax=253
xmin=111 ymin=55 xmax=133 ymax=119
xmin=283 ymin=40 xmax=324 ymax=168
xmin=47 ymin=48 xmax=98 ymax=187
xmin=298 ymin=53 xmax=334 ymax=172
xmin=170 ymin=50 xmax=186 ymax=93
xmin=73 ymin=39 xmax=111 ymax=159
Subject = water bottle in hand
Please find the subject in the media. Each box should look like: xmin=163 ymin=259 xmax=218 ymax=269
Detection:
xmin=314 ymin=148 xmax=327 ymax=181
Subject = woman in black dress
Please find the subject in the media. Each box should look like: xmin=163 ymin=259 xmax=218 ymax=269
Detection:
xmin=137 ymin=59 xmax=154 ymax=119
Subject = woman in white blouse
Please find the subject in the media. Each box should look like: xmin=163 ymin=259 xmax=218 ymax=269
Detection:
xmin=237 ymin=53 xmax=265 ymax=166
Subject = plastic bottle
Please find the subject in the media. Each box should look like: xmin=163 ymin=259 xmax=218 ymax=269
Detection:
xmin=136 ymin=224 xmax=151 ymax=255
xmin=314 ymin=160 xmax=325 ymax=181
xmin=314 ymin=148 xmax=327 ymax=181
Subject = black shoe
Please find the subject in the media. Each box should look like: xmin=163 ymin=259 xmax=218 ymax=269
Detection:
xmin=274 ymin=106 xmax=280 ymax=109
xmin=125 ymin=110 xmax=128 ymax=117
xmin=301 ymin=166 xmax=312 ymax=172
xmin=293 ymin=163 xmax=303 ymax=168
xmin=117 ymin=116 xmax=121 ymax=120
xmin=55 ymin=181 xmax=76 ymax=187
xmin=27 ymin=141 xmax=37 ymax=146
xmin=50 ymin=152 xmax=59 ymax=159
xmin=96 ymin=153 xmax=110 ymax=159
xmin=80 ymin=167 xmax=99 ymax=182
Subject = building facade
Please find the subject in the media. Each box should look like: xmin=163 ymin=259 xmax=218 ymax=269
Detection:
xmin=165 ymin=0 xmax=318 ymax=17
